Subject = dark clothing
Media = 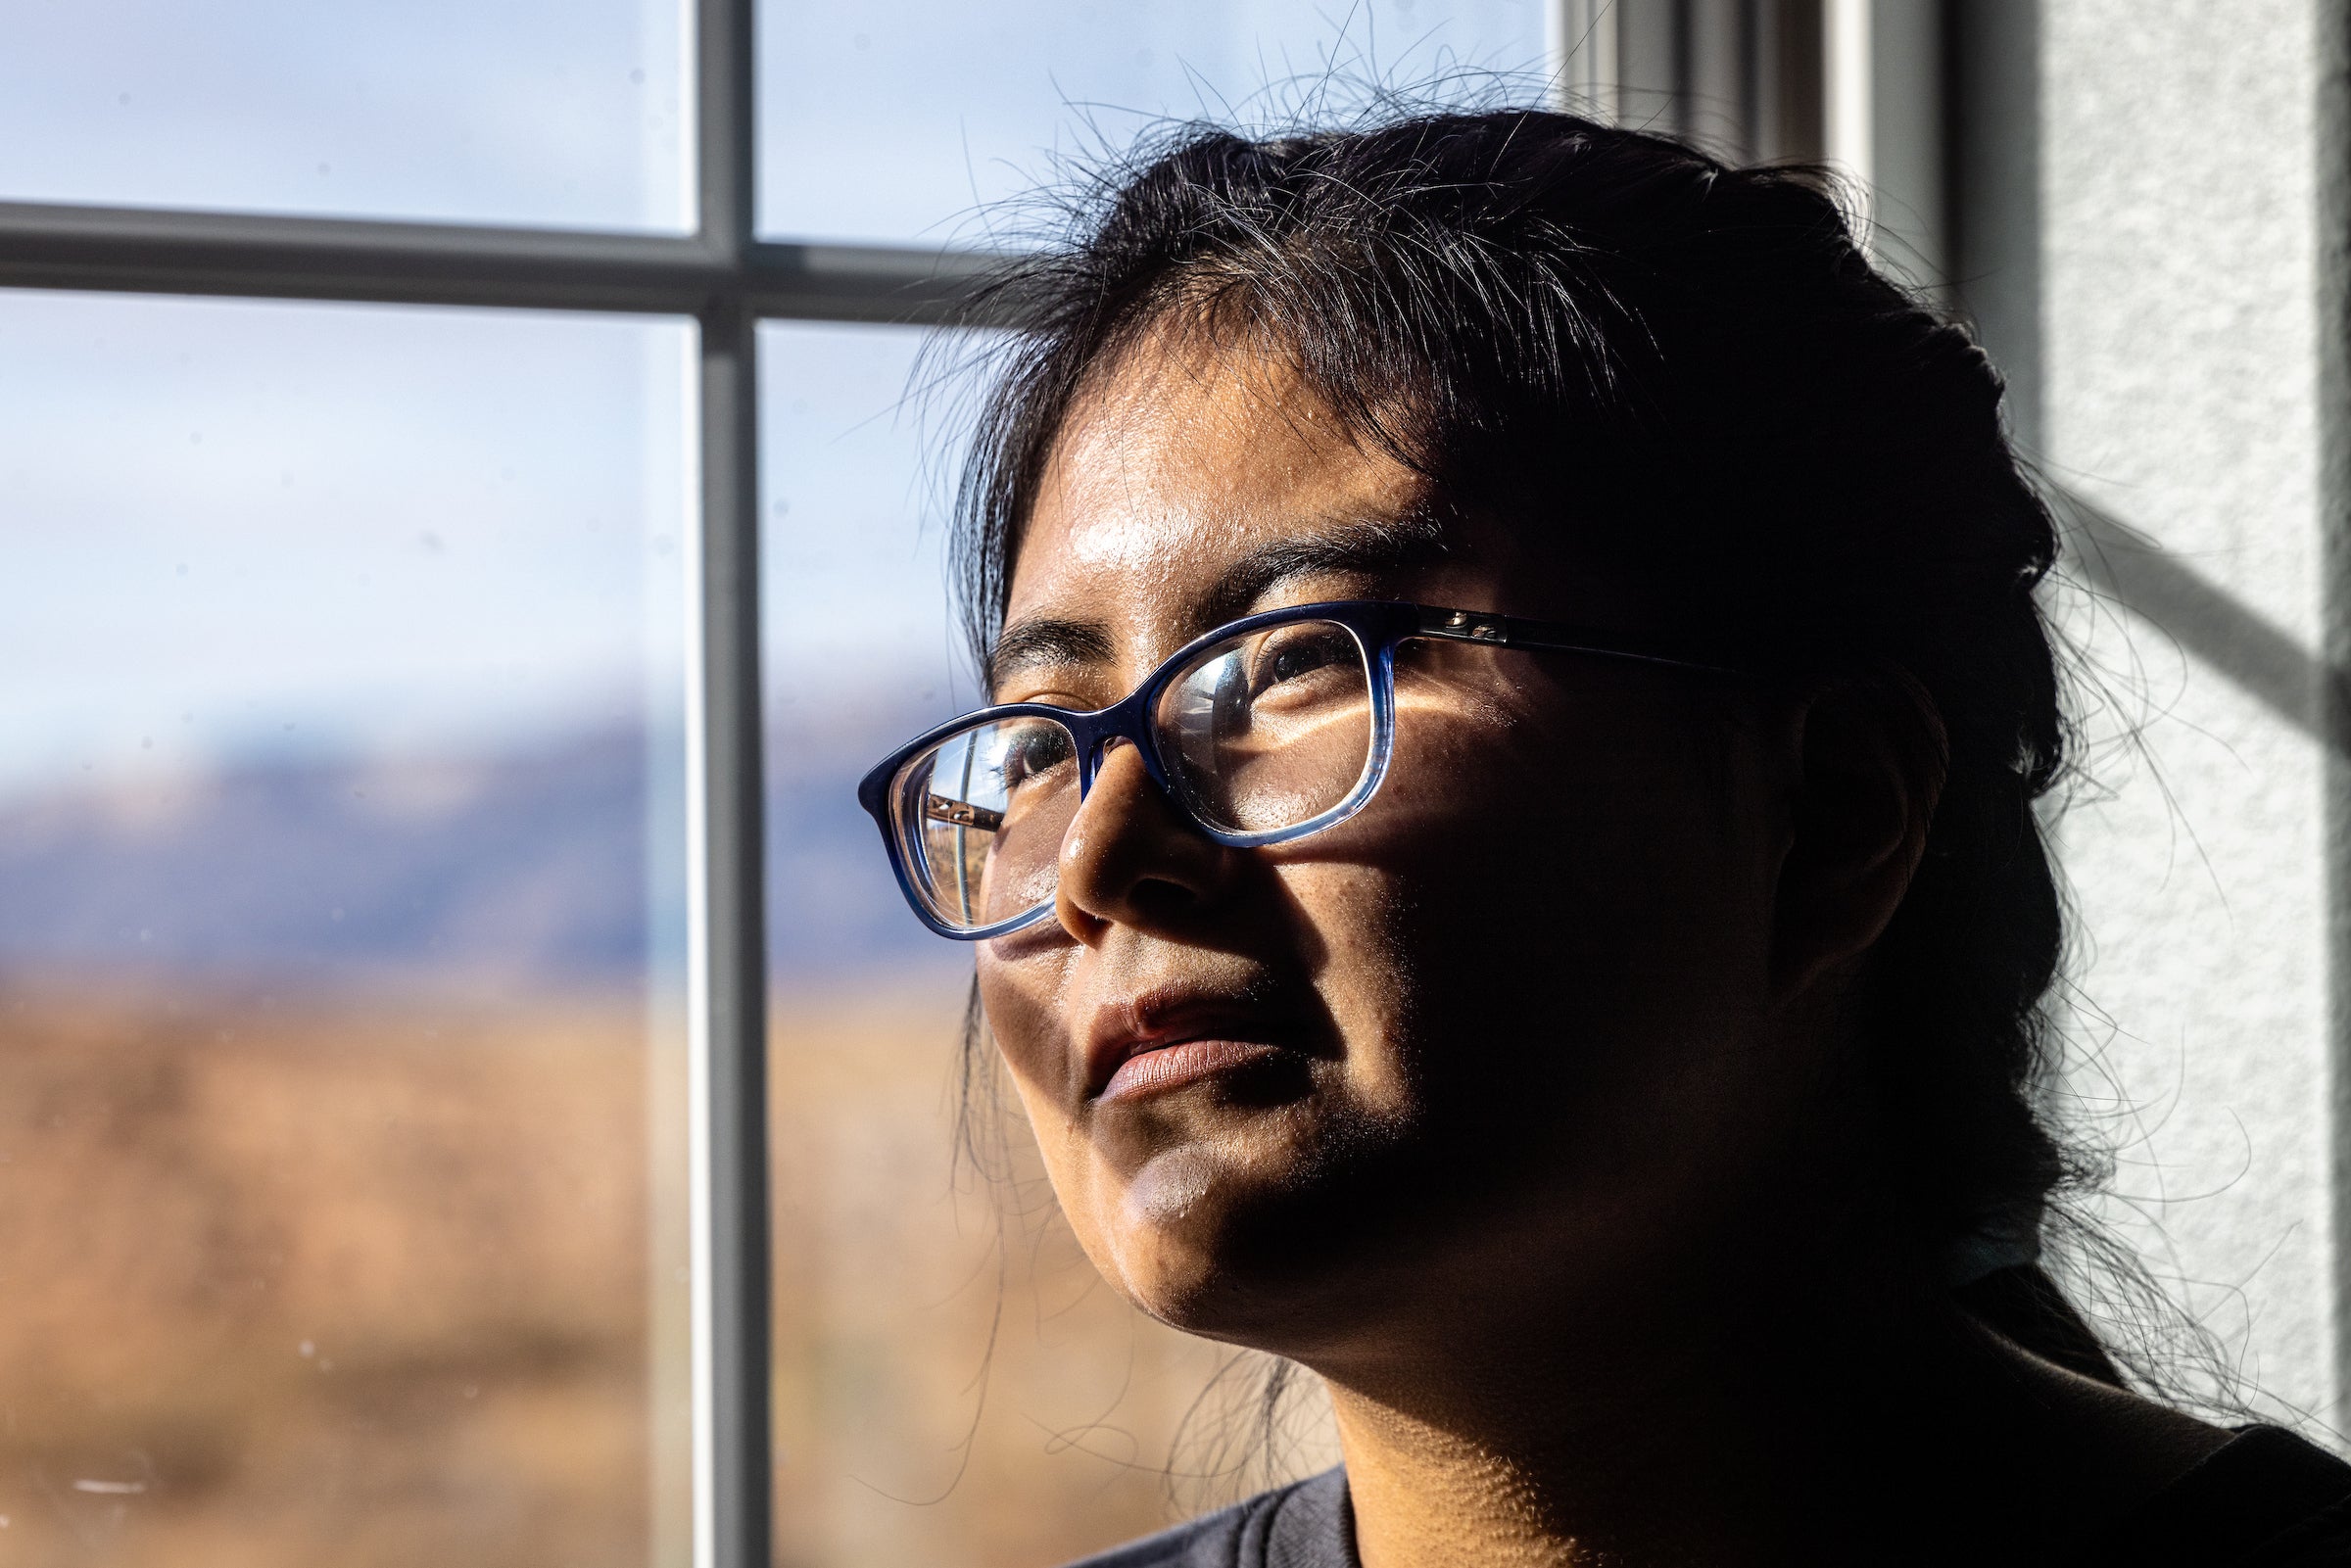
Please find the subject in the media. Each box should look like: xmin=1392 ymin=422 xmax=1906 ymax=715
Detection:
xmin=1066 ymin=1426 xmax=2351 ymax=1567
xmin=2083 ymin=1426 xmax=2351 ymax=1565
xmin=1067 ymin=1464 xmax=1349 ymax=1568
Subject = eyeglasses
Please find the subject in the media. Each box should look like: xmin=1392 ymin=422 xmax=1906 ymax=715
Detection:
xmin=857 ymin=599 xmax=1731 ymax=939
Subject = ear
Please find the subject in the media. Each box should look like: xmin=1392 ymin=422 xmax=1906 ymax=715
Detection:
xmin=1769 ymin=675 xmax=1946 ymax=1002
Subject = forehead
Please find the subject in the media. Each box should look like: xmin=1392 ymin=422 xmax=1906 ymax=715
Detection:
xmin=1004 ymin=340 xmax=1434 ymax=641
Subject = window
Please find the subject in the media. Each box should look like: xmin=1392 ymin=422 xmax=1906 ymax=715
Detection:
xmin=1 ymin=0 xmax=691 ymax=229
xmin=0 ymin=292 xmax=696 ymax=1563
xmin=3 ymin=5 xmax=2340 ymax=1566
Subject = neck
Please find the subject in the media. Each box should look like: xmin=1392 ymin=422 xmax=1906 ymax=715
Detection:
xmin=1310 ymin=1269 xmax=2135 ymax=1568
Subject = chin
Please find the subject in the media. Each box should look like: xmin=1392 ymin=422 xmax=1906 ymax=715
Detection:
xmin=1083 ymin=1134 xmax=1412 ymax=1351
xmin=1088 ymin=1142 xmax=1270 ymax=1324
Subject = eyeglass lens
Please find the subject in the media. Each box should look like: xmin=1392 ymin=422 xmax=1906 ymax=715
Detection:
xmin=892 ymin=715 xmax=1080 ymax=930
xmin=892 ymin=618 xmax=1376 ymax=931
xmin=1155 ymin=618 xmax=1374 ymax=835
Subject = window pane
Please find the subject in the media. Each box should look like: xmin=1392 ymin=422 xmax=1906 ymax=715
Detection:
xmin=761 ymin=321 xmax=1337 ymax=1566
xmin=756 ymin=1 xmax=1546 ymax=244
xmin=0 ymin=292 xmax=695 ymax=1565
xmin=0 ymin=0 xmax=689 ymax=231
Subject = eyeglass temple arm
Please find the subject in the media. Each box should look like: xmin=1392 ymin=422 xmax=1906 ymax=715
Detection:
xmin=1413 ymin=605 xmax=1736 ymax=674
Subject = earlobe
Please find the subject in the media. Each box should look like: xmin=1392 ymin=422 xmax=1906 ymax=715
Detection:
xmin=1768 ymin=676 xmax=1947 ymax=1002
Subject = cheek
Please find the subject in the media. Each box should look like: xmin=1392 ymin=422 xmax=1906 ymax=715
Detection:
xmin=973 ymin=950 xmax=1171 ymax=1253
xmin=974 ymin=955 xmax=1116 ymax=1243
xmin=974 ymin=948 xmax=1068 ymax=1098
xmin=1284 ymin=697 xmax=1799 ymax=1283
xmin=1361 ymin=690 xmax=1782 ymax=1083
xmin=1253 ymin=859 xmax=1421 ymax=1111
xmin=974 ymin=952 xmax=1095 ymax=1182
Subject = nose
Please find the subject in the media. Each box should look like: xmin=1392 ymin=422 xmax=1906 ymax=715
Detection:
xmin=1053 ymin=738 xmax=1235 ymax=946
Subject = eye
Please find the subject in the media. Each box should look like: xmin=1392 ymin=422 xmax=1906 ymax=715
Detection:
xmin=996 ymin=725 xmax=1074 ymax=791
xmin=1248 ymin=627 xmax=1354 ymax=696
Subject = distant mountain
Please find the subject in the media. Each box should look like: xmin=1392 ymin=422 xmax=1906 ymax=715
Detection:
xmin=0 ymin=700 xmax=967 ymax=989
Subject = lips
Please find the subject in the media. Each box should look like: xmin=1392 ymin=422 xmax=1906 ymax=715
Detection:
xmin=1098 ymin=1037 xmax=1286 ymax=1101
xmin=1082 ymin=991 xmax=1298 ymax=1103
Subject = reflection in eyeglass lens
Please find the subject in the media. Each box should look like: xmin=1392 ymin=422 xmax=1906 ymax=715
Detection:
xmin=904 ymin=717 xmax=1080 ymax=928
xmin=1158 ymin=621 xmax=1374 ymax=835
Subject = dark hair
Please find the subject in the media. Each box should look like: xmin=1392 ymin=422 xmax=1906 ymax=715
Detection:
xmin=946 ymin=109 xmax=2124 ymax=1384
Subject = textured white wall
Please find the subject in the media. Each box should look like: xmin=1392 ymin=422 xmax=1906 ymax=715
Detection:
xmin=2038 ymin=0 xmax=2337 ymax=1429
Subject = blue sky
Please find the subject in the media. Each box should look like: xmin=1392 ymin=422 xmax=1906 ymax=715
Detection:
xmin=0 ymin=293 xmax=694 ymax=795
xmin=0 ymin=0 xmax=1545 ymax=238
xmin=0 ymin=1 xmax=1548 ymax=804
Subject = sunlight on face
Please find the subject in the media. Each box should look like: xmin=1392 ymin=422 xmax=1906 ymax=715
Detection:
xmin=977 ymin=336 xmax=1801 ymax=1372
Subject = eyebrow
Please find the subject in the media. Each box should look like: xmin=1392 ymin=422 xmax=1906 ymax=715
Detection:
xmin=1193 ymin=512 xmax=1452 ymax=629
xmin=985 ymin=511 xmax=1453 ymax=693
xmin=984 ymin=617 xmax=1118 ymax=695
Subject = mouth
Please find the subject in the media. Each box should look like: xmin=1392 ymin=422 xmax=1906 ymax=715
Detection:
xmin=1083 ymin=992 xmax=1303 ymax=1104
xmin=1097 ymin=1037 xmax=1287 ymax=1102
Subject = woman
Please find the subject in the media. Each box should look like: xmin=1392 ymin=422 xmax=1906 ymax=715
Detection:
xmin=858 ymin=112 xmax=2351 ymax=1566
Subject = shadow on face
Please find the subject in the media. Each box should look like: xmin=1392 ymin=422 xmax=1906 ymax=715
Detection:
xmin=974 ymin=334 xmax=1852 ymax=1379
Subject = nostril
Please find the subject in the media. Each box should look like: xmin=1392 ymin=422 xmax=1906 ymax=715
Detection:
xmin=1124 ymin=877 xmax=1200 ymax=922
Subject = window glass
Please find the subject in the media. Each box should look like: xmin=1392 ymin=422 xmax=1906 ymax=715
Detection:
xmin=0 ymin=0 xmax=689 ymax=231
xmin=0 ymin=291 xmax=695 ymax=1565
xmin=761 ymin=320 xmax=1337 ymax=1566
xmin=756 ymin=0 xmax=1547 ymax=244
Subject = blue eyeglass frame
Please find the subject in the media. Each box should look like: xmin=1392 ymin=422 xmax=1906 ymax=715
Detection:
xmin=856 ymin=598 xmax=1736 ymax=940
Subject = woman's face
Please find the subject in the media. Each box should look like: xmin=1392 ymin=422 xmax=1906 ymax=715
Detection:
xmin=978 ymin=341 xmax=1831 ymax=1375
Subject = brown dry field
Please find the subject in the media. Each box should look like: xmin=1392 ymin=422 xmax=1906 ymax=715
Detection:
xmin=0 ymin=976 xmax=1330 ymax=1568
xmin=0 ymin=977 xmax=672 ymax=1568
